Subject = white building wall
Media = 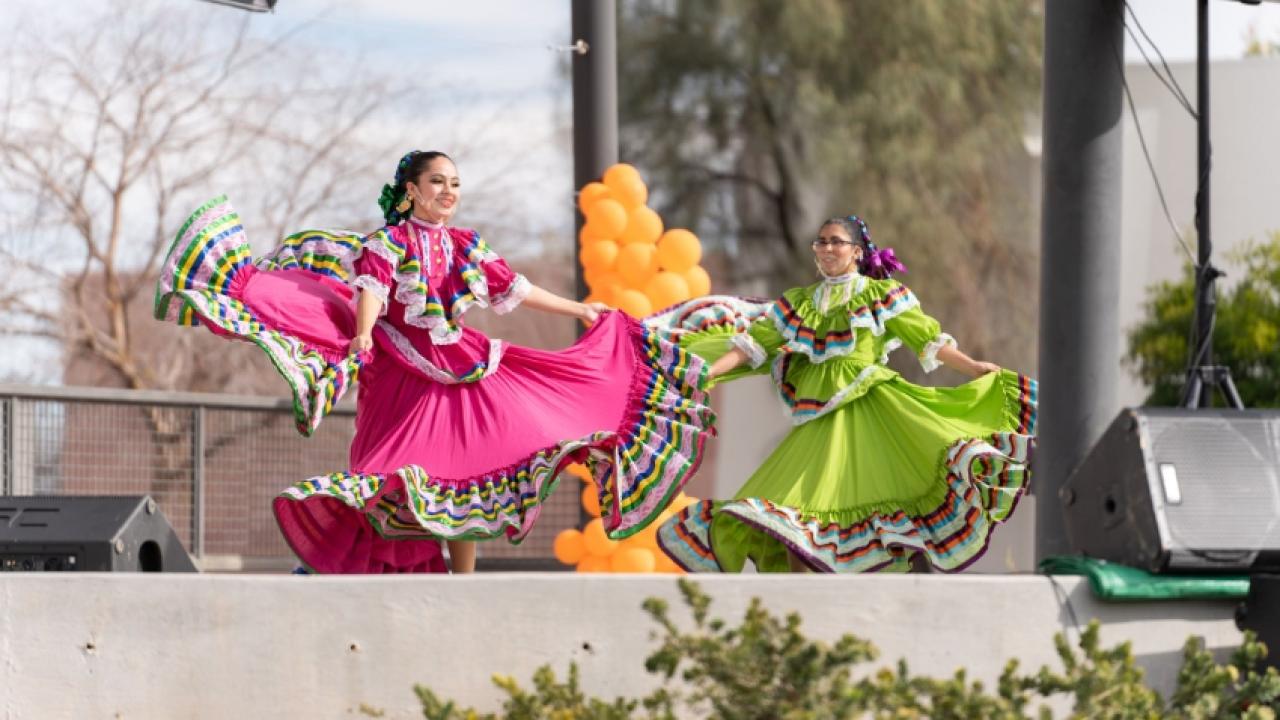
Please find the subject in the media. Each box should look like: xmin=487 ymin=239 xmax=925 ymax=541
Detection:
xmin=1117 ymin=57 xmax=1280 ymax=406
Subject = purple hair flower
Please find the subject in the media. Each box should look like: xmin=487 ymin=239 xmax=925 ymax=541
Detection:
xmin=863 ymin=247 xmax=907 ymax=279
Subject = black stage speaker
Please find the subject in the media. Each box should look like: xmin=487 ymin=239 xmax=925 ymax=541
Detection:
xmin=1061 ymin=408 xmax=1280 ymax=573
xmin=0 ymin=495 xmax=197 ymax=572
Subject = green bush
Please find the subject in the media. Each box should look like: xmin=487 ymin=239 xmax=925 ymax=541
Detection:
xmin=411 ymin=580 xmax=1280 ymax=719
xmin=1126 ymin=232 xmax=1280 ymax=408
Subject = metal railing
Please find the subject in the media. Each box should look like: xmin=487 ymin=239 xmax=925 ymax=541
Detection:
xmin=0 ymin=384 xmax=574 ymax=571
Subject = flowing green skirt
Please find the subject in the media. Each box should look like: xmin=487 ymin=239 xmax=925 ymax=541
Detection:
xmin=658 ymin=369 xmax=1036 ymax=573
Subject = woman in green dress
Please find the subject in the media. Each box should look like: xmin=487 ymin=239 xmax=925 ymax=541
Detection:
xmin=651 ymin=214 xmax=1036 ymax=573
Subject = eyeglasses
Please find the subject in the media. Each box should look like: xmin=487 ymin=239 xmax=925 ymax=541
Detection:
xmin=811 ymin=238 xmax=855 ymax=249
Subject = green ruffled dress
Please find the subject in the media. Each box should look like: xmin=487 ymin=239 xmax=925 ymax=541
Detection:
xmin=648 ymin=274 xmax=1037 ymax=573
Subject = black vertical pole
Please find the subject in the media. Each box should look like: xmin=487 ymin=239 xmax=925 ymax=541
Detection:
xmin=570 ymin=1 xmax=618 ymax=529
xmin=1036 ymin=0 xmax=1126 ymax=562
xmin=1193 ymin=0 xmax=1216 ymax=407
xmin=571 ymin=0 xmax=618 ymax=304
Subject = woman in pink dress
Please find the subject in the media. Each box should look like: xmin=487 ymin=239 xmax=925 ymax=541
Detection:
xmin=154 ymin=150 xmax=714 ymax=573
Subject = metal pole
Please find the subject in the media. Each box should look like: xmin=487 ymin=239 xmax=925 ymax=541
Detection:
xmin=2 ymin=397 xmax=13 ymax=496
xmin=1193 ymin=0 xmax=1216 ymax=407
xmin=1036 ymin=0 xmax=1126 ymax=562
xmin=192 ymin=406 xmax=205 ymax=558
xmin=571 ymin=0 xmax=618 ymax=303
xmin=570 ymin=0 xmax=618 ymax=528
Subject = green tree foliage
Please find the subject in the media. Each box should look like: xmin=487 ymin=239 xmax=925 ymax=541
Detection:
xmin=617 ymin=0 xmax=1044 ymax=371
xmin=1125 ymin=233 xmax=1280 ymax=408
xmin=413 ymin=579 xmax=1280 ymax=719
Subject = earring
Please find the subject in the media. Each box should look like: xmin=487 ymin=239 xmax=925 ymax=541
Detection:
xmin=395 ymin=195 xmax=412 ymax=213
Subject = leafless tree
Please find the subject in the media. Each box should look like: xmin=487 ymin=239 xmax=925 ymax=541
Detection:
xmin=0 ymin=0 xmax=401 ymax=394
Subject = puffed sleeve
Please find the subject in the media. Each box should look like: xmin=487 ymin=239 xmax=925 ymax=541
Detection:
xmin=879 ymin=283 xmax=956 ymax=373
xmin=735 ymin=316 xmax=786 ymax=369
xmin=683 ymin=311 xmax=787 ymax=388
xmin=454 ymin=230 xmax=531 ymax=315
xmin=351 ymin=228 xmax=401 ymax=312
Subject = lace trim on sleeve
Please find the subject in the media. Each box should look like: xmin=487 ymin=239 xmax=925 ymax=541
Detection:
xmin=920 ymin=332 xmax=957 ymax=373
xmin=731 ymin=333 xmax=768 ymax=369
xmin=490 ymin=274 xmax=531 ymax=315
xmin=352 ymin=275 xmax=390 ymax=315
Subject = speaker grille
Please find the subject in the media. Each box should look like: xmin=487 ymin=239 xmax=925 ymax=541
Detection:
xmin=1146 ymin=414 xmax=1280 ymax=551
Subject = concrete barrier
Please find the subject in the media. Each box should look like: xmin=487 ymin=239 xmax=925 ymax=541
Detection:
xmin=0 ymin=574 xmax=1241 ymax=718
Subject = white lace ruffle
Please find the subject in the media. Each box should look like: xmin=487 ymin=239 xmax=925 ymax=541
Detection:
xmin=919 ymin=332 xmax=957 ymax=373
xmin=848 ymin=286 xmax=920 ymax=338
xmin=809 ymin=273 xmax=864 ymax=314
xmin=361 ymin=227 xmax=522 ymax=345
xmin=772 ymin=278 xmax=925 ymax=365
xmin=362 ymin=235 xmax=402 ymax=267
xmin=490 ymin=274 xmax=531 ymax=315
xmin=787 ymin=364 xmax=883 ymax=426
xmin=878 ymin=337 xmax=903 ymax=366
xmin=731 ymin=333 xmax=768 ymax=369
xmin=377 ymin=320 xmax=505 ymax=384
xmin=352 ymin=275 xmax=390 ymax=315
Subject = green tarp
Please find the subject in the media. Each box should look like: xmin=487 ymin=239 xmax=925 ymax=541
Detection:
xmin=1040 ymin=555 xmax=1251 ymax=601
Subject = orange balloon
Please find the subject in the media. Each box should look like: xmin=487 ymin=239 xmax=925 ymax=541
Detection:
xmin=620 ymin=206 xmax=663 ymax=246
xmin=656 ymin=229 xmax=702 ymax=273
xmin=670 ymin=493 xmax=699 ymax=513
xmin=581 ymin=484 xmax=601 ymax=518
xmin=565 ymin=463 xmax=593 ymax=483
xmin=615 ymin=289 xmax=654 ymax=319
xmin=644 ymin=271 xmax=692 ymax=312
xmin=654 ymin=554 xmax=684 ymax=574
xmin=611 ymin=547 xmax=658 ymax=573
xmin=682 ymin=265 xmax=711 ymax=297
xmin=580 ymin=239 xmax=619 ymax=272
xmin=623 ymin=527 xmax=660 ymax=553
xmin=577 ymin=555 xmax=610 ymax=573
xmin=587 ymin=271 xmax=625 ymax=306
xmin=553 ymin=528 xmax=586 ymax=565
xmin=578 ymin=181 xmax=612 ymax=216
xmin=585 ymin=198 xmax=628 ymax=238
xmin=582 ymin=517 xmax=617 ymax=558
xmin=580 ymin=225 xmax=610 ymax=246
xmin=583 ymin=263 xmax=604 ymax=290
xmin=603 ymin=164 xmax=648 ymax=208
xmin=617 ymin=243 xmax=658 ymax=287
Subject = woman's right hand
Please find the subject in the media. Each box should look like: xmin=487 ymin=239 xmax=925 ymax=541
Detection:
xmin=350 ymin=333 xmax=374 ymax=354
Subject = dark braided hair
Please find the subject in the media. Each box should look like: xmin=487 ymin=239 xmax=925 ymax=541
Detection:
xmin=377 ymin=150 xmax=451 ymax=225
xmin=818 ymin=214 xmax=906 ymax=279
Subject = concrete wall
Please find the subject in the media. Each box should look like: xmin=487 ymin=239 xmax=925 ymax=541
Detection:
xmin=0 ymin=574 xmax=1240 ymax=719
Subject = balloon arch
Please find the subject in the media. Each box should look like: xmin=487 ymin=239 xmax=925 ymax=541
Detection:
xmin=554 ymin=162 xmax=711 ymax=574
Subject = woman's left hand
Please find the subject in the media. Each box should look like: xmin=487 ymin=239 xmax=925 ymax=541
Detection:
xmin=971 ymin=361 xmax=1001 ymax=377
xmin=579 ymin=301 xmax=611 ymax=325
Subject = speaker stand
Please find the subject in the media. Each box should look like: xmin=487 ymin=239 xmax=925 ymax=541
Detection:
xmin=1181 ymin=365 xmax=1244 ymax=410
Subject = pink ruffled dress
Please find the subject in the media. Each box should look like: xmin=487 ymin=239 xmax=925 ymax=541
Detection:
xmin=154 ymin=196 xmax=714 ymax=572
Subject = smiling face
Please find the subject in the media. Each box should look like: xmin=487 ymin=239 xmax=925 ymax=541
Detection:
xmin=405 ymin=155 xmax=461 ymax=224
xmin=813 ymin=222 xmax=863 ymax=277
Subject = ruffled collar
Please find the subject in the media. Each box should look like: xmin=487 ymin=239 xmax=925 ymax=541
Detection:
xmin=812 ymin=271 xmax=865 ymax=313
xmin=820 ymin=270 xmax=859 ymax=285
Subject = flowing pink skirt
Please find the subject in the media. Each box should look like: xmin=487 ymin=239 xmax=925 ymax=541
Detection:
xmin=155 ymin=196 xmax=715 ymax=573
